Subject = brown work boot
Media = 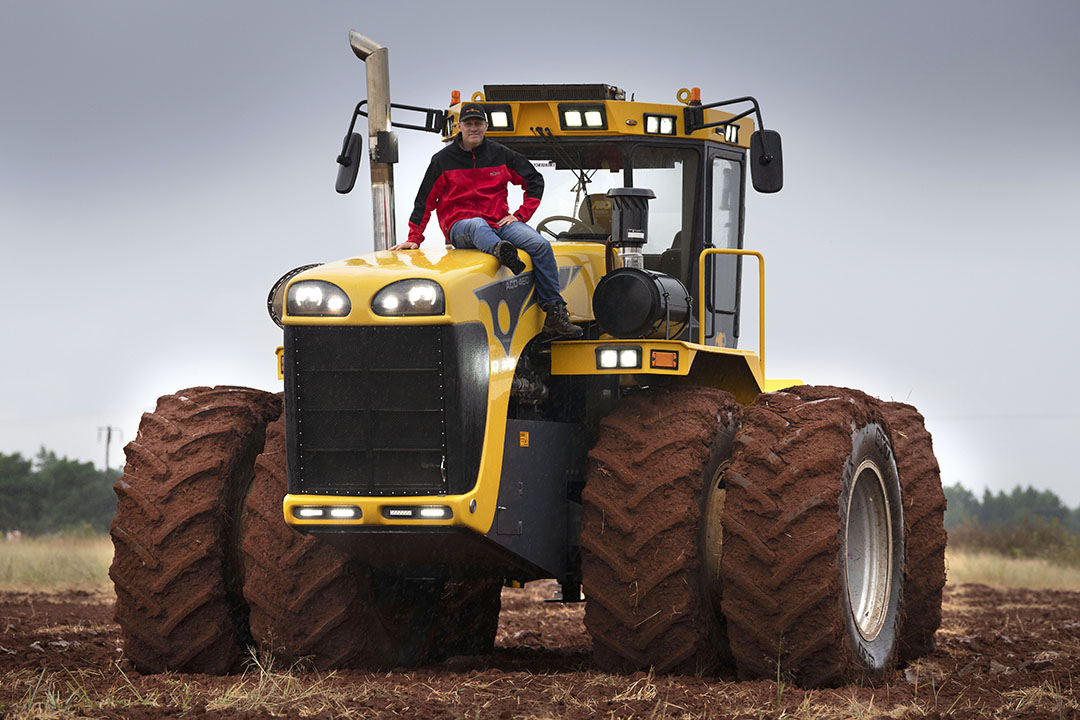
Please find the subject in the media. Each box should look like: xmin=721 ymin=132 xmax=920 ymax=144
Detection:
xmin=542 ymin=300 xmax=583 ymax=339
xmin=495 ymin=241 xmax=525 ymax=275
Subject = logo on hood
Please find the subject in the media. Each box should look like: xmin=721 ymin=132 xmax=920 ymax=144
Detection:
xmin=473 ymin=267 xmax=580 ymax=357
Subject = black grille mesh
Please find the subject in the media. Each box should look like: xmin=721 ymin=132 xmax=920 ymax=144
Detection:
xmin=284 ymin=325 xmax=488 ymax=497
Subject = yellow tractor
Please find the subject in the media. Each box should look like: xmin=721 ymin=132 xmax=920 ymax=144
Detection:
xmin=110 ymin=31 xmax=945 ymax=686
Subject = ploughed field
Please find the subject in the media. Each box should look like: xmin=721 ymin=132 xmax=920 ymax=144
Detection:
xmin=2 ymin=580 xmax=1078 ymax=719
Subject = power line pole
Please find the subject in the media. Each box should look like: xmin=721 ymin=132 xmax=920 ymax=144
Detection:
xmin=98 ymin=426 xmax=123 ymax=471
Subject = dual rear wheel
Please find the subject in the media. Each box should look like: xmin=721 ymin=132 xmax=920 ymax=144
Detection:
xmin=582 ymin=384 xmax=941 ymax=686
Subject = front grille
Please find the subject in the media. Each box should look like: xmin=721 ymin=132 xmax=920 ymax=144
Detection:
xmin=284 ymin=324 xmax=488 ymax=497
xmin=484 ymin=83 xmax=625 ymax=102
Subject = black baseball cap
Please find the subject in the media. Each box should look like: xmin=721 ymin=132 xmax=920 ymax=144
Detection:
xmin=459 ymin=102 xmax=487 ymax=122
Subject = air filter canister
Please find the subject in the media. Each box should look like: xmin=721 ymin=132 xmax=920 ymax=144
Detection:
xmin=592 ymin=268 xmax=691 ymax=339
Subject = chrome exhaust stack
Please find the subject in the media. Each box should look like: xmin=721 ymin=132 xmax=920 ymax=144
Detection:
xmin=349 ymin=30 xmax=397 ymax=251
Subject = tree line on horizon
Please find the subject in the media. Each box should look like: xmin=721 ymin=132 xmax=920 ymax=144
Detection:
xmin=945 ymin=483 xmax=1080 ymax=565
xmin=944 ymin=482 xmax=1080 ymax=534
xmin=0 ymin=449 xmax=119 ymax=536
xmin=2 ymin=446 xmax=1079 ymax=539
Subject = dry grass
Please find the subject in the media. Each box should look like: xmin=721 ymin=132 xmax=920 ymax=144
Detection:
xmin=0 ymin=535 xmax=112 ymax=590
xmin=1002 ymin=675 xmax=1078 ymax=717
xmin=945 ymin=548 xmax=1080 ymax=590
xmin=5 ymin=536 xmax=1080 ymax=594
xmin=4 ymin=650 xmax=356 ymax=719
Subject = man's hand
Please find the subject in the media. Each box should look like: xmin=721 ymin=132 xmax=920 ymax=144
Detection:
xmin=496 ymin=215 xmax=518 ymax=228
xmin=390 ymin=241 xmax=419 ymax=250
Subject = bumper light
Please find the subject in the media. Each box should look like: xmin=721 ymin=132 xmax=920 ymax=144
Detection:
xmin=381 ymin=505 xmax=453 ymax=520
xmin=596 ymin=346 xmax=641 ymax=370
xmin=372 ymin=279 xmax=445 ymax=316
xmin=292 ymin=505 xmax=362 ymax=520
xmin=286 ymin=280 xmax=351 ymax=318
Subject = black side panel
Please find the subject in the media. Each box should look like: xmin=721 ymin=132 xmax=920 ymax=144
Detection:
xmin=486 ymin=419 xmax=586 ymax=579
xmin=284 ymin=324 xmax=488 ymax=496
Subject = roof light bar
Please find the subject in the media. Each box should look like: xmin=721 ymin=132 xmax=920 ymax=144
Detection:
xmin=644 ymin=113 xmax=678 ymax=136
xmin=558 ymin=103 xmax=607 ymax=131
xmin=716 ymin=124 xmax=739 ymax=143
xmin=481 ymin=103 xmax=513 ymax=131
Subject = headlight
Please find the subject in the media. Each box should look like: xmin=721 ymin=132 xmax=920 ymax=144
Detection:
xmin=372 ymin=279 xmax=445 ymax=316
xmin=267 ymin=264 xmax=322 ymax=328
xmin=286 ymin=280 xmax=351 ymax=317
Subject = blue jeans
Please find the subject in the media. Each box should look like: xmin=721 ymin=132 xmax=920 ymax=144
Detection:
xmin=448 ymin=217 xmax=563 ymax=308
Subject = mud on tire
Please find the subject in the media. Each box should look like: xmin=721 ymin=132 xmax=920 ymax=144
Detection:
xmin=109 ymin=386 xmax=280 ymax=674
xmin=241 ymin=416 xmax=374 ymax=669
xmin=580 ymin=385 xmax=741 ymax=674
xmin=720 ymin=386 xmax=905 ymax=687
xmin=244 ymin=418 xmax=502 ymax=669
xmin=882 ymin=401 xmax=946 ymax=662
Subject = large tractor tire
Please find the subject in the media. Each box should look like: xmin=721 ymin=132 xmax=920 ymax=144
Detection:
xmin=242 ymin=417 xmax=501 ymax=669
xmin=720 ymin=386 xmax=905 ymax=687
xmin=110 ymin=386 xmax=281 ymax=674
xmin=241 ymin=416 xmax=374 ymax=669
xmin=882 ymin=401 xmax=946 ymax=662
xmin=580 ymin=385 xmax=741 ymax=674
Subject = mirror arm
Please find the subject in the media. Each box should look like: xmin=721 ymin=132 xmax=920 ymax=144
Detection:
xmin=337 ymin=101 xmax=368 ymax=167
xmin=684 ymin=96 xmax=776 ymax=159
xmin=349 ymin=99 xmax=448 ymax=135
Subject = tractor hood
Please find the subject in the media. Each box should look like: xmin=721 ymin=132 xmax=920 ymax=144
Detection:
xmin=281 ymin=242 xmax=607 ymax=334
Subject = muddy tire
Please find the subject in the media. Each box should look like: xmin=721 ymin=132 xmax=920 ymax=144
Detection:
xmin=580 ymin=386 xmax=741 ymax=674
xmin=721 ymin=386 xmax=904 ymax=687
xmin=109 ymin=386 xmax=281 ymax=674
xmin=882 ymin=401 xmax=946 ymax=662
xmin=241 ymin=416 xmax=373 ymax=669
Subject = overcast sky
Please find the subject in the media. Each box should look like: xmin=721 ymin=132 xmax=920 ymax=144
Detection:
xmin=3 ymin=1 xmax=1079 ymax=506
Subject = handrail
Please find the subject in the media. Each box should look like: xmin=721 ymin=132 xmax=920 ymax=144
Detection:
xmin=697 ymin=248 xmax=765 ymax=380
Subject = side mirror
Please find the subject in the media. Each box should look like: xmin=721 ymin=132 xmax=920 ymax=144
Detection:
xmin=335 ymin=132 xmax=363 ymax=194
xmin=750 ymin=129 xmax=783 ymax=194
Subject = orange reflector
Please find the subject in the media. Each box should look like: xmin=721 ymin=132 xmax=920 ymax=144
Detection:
xmin=650 ymin=350 xmax=679 ymax=370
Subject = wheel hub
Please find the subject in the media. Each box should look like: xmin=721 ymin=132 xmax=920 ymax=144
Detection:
xmin=845 ymin=459 xmax=893 ymax=642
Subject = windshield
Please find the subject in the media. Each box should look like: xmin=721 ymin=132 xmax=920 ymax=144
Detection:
xmin=502 ymin=141 xmax=627 ymax=241
xmin=503 ymin=140 xmax=699 ymax=254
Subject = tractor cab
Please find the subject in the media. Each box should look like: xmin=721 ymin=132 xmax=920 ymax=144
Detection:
xmin=495 ymin=129 xmax=747 ymax=346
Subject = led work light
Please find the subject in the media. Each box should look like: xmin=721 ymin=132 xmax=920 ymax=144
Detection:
xmin=596 ymin=346 xmax=642 ymax=370
xmin=559 ymin=104 xmax=607 ymax=131
xmin=644 ymin=113 xmax=677 ymax=135
xmin=292 ymin=505 xmax=362 ymax=520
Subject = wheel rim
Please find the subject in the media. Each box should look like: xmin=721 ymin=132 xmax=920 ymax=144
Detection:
xmin=845 ymin=459 xmax=893 ymax=641
xmin=702 ymin=465 xmax=728 ymax=611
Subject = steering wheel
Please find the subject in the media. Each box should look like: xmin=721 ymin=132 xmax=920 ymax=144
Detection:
xmin=536 ymin=215 xmax=597 ymax=239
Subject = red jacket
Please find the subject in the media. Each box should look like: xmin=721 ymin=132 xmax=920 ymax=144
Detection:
xmin=408 ymin=137 xmax=544 ymax=245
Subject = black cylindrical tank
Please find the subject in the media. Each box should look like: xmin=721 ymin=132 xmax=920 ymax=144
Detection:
xmin=592 ymin=268 xmax=691 ymax=339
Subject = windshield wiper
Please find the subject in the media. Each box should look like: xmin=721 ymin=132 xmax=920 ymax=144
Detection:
xmin=530 ymin=126 xmax=599 ymax=223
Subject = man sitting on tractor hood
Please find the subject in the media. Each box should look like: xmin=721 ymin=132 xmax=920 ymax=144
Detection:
xmin=392 ymin=102 xmax=582 ymax=339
